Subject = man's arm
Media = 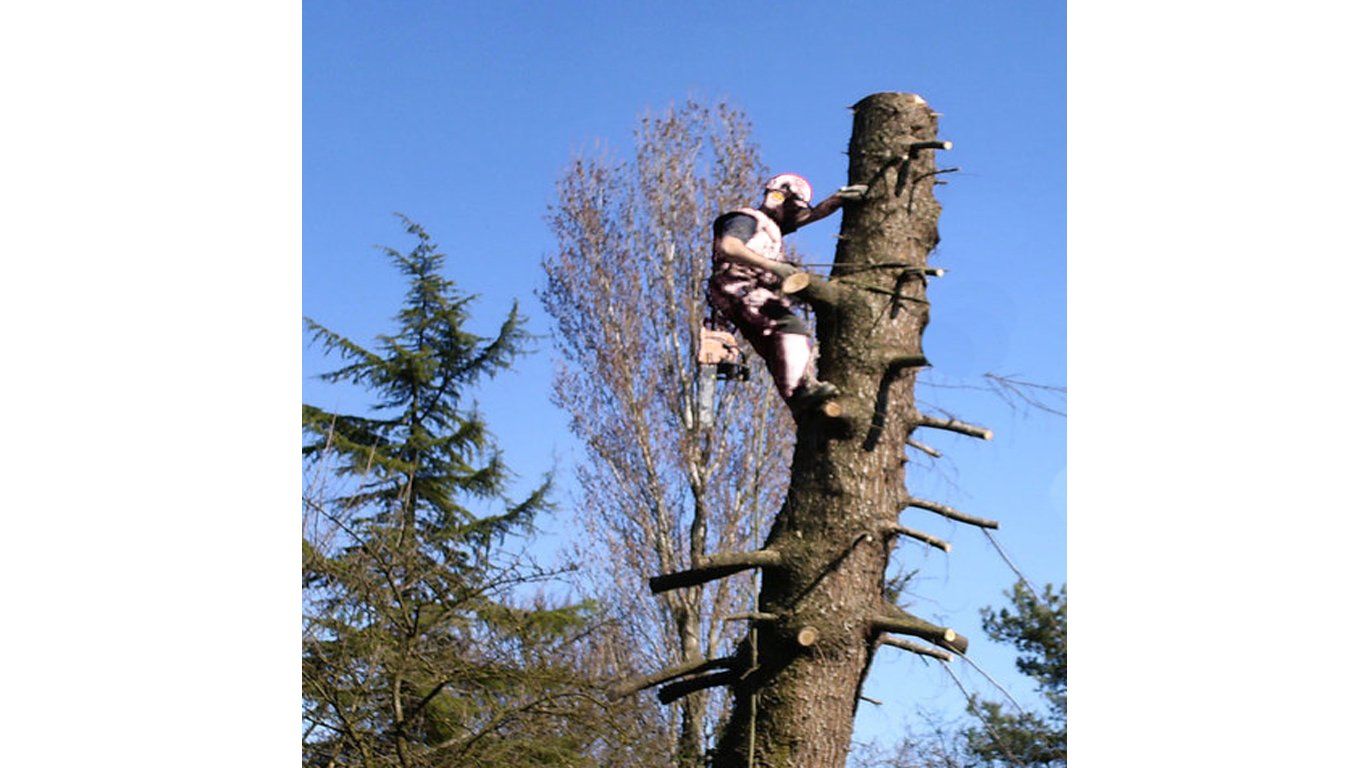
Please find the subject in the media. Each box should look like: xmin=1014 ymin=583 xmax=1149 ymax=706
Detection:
xmin=791 ymin=185 xmax=868 ymax=230
xmin=714 ymin=235 xmax=796 ymax=279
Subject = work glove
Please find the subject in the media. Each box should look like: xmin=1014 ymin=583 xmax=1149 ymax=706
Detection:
xmin=767 ymin=262 xmax=798 ymax=280
xmin=835 ymin=184 xmax=869 ymax=200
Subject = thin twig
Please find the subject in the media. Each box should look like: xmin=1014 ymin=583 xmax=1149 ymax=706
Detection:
xmin=906 ymin=438 xmax=941 ymax=458
xmin=913 ymin=166 xmax=961 ymax=184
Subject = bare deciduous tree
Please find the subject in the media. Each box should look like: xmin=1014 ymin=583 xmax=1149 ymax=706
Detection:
xmin=540 ymin=100 xmax=794 ymax=766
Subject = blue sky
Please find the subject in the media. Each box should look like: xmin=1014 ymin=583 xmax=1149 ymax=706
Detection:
xmin=304 ymin=0 xmax=1065 ymax=746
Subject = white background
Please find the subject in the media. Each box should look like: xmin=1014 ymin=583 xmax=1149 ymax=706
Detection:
xmin=3 ymin=2 xmax=1363 ymax=764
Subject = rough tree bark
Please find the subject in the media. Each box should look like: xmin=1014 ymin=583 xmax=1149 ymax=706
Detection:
xmin=702 ymin=91 xmax=963 ymax=767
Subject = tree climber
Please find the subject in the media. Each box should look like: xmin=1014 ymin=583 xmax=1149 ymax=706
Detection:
xmin=707 ymin=173 xmax=866 ymax=414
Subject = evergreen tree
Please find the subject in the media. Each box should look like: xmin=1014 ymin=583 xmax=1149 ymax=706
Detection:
xmin=302 ymin=217 xmax=666 ymax=767
xmin=963 ymin=581 xmax=1067 ymax=767
xmin=848 ymin=581 xmax=1066 ymax=768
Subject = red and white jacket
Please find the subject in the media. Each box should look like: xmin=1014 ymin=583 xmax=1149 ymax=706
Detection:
xmin=710 ymin=207 xmax=786 ymax=289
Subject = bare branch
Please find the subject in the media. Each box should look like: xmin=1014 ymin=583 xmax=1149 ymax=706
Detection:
xmin=648 ymin=548 xmax=783 ymax=594
xmin=871 ymin=606 xmax=969 ymax=654
xmin=915 ymin=413 xmax=993 ymax=440
xmin=905 ymin=438 xmax=941 ymax=458
xmin=913 ymin=166 xmax=961 ymax=185
xmin=721 ymin=612 xmax=779 ymax=623
xmin=879 ymin=636 xmax=953 ymax=662
xmin=657 ymin=669 xmax=739 ymax=705
xmin=606 ymin=656 xmax=739 ymax=701
xmin=901 ymin=495 xmax=999 ymax=529
xmin=881 ymin=523 xmax=951 ymax=553
xmin=983 ymin=372 xmax=1067 ymax=417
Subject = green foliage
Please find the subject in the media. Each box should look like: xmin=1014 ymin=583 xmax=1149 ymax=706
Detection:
xmin=301 ymin=218 xmax=656 ymax=767
xmin=963 ymin=581 xmax=1067 ymax=768
xmin=852 ymin=581 xmax=1066 ymax=768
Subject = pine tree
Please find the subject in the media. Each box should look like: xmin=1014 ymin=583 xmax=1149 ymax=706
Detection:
xmin=963 ymin=581 xmax=1067 ymax=767
xmin=302 ymin=217 xmax=661 ymax=767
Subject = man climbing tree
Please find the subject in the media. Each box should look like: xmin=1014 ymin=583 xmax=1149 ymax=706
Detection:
xmin=707 ymin=174 xmax=867 ymax=414
xmin=628 ymin=92 xmax=979 ymax=768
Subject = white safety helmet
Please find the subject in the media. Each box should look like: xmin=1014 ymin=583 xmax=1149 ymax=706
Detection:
xmin=764 ymin=173 xmax=813 ymax=208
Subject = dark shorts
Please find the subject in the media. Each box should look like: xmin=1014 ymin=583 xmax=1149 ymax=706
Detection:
xmin=708 ymin=275 xmax=809 ymax=337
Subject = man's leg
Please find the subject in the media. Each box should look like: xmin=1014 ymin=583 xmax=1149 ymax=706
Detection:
xmin=709 ymin=278 xmax=836 ymax=404
xmin=750 ymin=291 xmax=834 ymax=402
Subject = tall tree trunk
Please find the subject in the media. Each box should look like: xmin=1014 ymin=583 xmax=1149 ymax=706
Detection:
xmin=710 ymin=92 xmax=952 ymax=767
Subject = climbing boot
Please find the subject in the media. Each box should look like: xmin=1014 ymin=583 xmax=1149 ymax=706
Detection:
xmin=788 ymin=379 xmax=839 ymax=413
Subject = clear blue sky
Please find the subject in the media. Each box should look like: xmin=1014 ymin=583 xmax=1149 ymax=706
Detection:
xmin=303 ymin=0 xmax=1065 ymax=747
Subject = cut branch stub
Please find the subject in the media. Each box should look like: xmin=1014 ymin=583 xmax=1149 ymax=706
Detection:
xmin=908 ymin=139 xmax=952 ymax=155
xmin=648 ymin=548 xmax=783 ymax=594
xmin=881 ymin=523 xmax=951 ymax=553
xmin=886 ymin=353 xmax=931 ymax=371
xmin=657 ymin=669 xmax=739 ymax=705
xmin=795 ymin=626 xmax=820 ymax=647
xmin=779 ymin=271 xmax=844 ymax=308
xmin=606 ymin=655 xmax=739 ymax=701
xmin=905 ymin=437 xmax=941 ymax=458
xmin=879 ymin=636 xmax=954 ymax=662
xmin=915 ymin=413 xmax=993 ymax=441
xmin=722 ymin=612 xmax=779 ymax=623
xmin=871 ymin=607 xmax=969 ymax=654
xmin=781 ymin=271 xmax=812 ymax=295
xmin=901 ymin=495 xmax=999 ymax=529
